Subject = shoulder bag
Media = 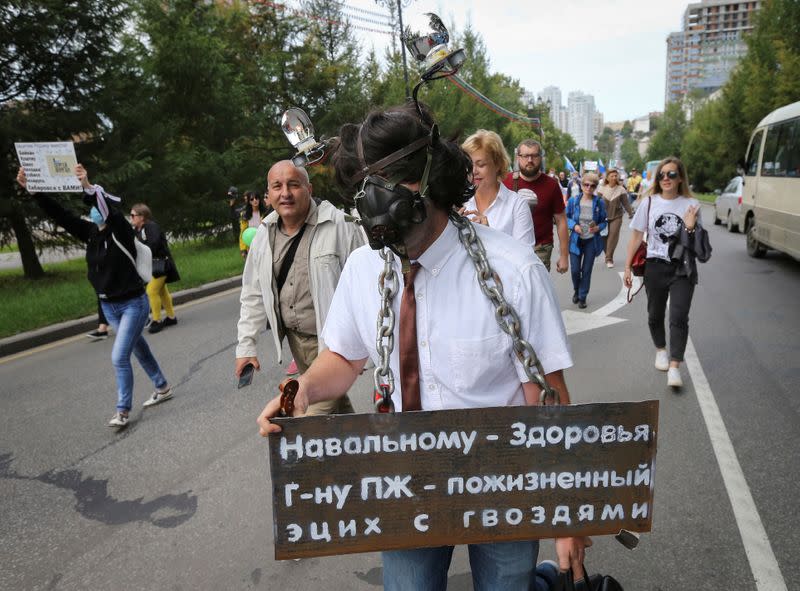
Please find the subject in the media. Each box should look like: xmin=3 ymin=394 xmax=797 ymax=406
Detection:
xmin=557 ymin=563 xmax=624 ymax=591
xmin=626 ymin=197 xmax=651 ymax=303
xmin=112 ymin=232 xmax=153 ymax=283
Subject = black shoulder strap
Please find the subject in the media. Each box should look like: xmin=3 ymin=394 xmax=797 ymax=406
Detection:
xmin=276 ymin=224 xmax=307 ymax=292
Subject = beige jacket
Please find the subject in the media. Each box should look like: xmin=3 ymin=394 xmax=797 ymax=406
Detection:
xmin=598 ymin=183 xmax=633 ymax=221
xmin=236 ymin=201 xmax=366 ymax=362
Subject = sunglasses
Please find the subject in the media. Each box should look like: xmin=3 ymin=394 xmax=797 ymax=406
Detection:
xmin=130 ymin=212 xmax=141 ymax=217
xmin=582 ymin=182 xmax=598 ymax=188
xmin=657 ymin=170 xmax=679 ymax=181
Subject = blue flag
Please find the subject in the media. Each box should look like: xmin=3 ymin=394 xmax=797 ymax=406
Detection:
xmin=598 ymin=159 xmax=606 ymax=174
xmin=564 ymin=156 xmax=576 ymax=173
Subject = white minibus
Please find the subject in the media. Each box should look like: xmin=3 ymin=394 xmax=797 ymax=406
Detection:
xmin=741 ymin=100 xmax=800 ymax=260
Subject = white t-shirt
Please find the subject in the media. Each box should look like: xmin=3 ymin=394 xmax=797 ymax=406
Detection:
xmin=321 ymin=221 xmax=573 ymax=412
xmin=464 ymin=183 xmax=535 ymax=247
xmin=630 ymin=194 xmax=701 ymax=261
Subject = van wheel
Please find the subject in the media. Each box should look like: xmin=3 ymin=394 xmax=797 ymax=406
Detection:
xmin=726 ymin=212 xmax=738 ymax=233
xmin=746 ymin=218 xmax=766 ymax=258
xmin=713 ymin=210 xmax=722 ymax=225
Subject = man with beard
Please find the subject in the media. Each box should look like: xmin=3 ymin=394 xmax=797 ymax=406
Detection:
xmin=503 ymin=140 xmax=569 ymax=273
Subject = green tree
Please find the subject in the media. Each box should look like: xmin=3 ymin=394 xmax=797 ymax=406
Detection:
xmin=596 ymin=127 xmax=615 ymax=163
xmin=620 ymin=137 xmax=644 ymax=172
xmin=646 ymin=101 xmax=686 ymax=161
xmin=0 ymin=0 xmax=130 ymax=278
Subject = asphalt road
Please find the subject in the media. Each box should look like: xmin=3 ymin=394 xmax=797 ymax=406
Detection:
xmin=1 ymin=204 xmax=798 ymax=591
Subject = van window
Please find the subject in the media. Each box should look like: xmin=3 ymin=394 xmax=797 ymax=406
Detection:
xmin=785 ymin=118 xmax=800 ymax=178
xmin=723 ymin=178 xmax=739 ymax=193
xmin=745 ymin=129 xmax=763 ymax=176
xmin=761 ymin=125 xmax=782 ymax=176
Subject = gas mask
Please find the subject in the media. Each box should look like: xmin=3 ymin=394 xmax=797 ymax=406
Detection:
xmin=351 ymin=125 xmax=437 ymax=257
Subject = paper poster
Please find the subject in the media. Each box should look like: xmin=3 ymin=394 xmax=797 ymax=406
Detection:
xmin=583 ymin=160 xmax=598 ymax=172
xmin=14 ymin=142 xmax=82 ymax=193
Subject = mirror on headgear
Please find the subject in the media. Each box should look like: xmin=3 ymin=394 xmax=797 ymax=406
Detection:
xmin=402 ymin=13 xmax=466 ymax=81
xmin=281 ymin=108 xmax=328 ymax=167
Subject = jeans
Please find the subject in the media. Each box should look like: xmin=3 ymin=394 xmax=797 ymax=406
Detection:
xmin=570 ymin=238 xmax=599 ymax=301
xmin=382 ymin=540 xmax=558 ymax=591
xmin=644 ymin=259 xmax=695 ymax=362
xmin=101 ymin=293 xmax=168 ymax=412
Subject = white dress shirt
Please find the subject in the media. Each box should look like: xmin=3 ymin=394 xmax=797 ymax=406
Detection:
xmin=464 ymin=183 xmax=535 ymax=247
xmin=321 ymin=221 xmax=573 ymax=412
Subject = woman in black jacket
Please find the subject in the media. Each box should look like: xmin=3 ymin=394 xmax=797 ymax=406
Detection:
xmin=16 ymin=165 xmax=172 ymax=428
xmin=130 ymin=203 xmax=180 ymax=334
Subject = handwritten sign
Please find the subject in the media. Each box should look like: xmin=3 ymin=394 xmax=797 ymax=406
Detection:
xmin=14 ymin=142 xmax=81 ymax=193
xmin=583 ymin=160 xmax=598 ymax=172
xmin=268 ymin=401 xmax=659 ymax=560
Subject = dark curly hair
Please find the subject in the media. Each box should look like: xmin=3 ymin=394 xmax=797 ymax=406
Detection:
xmin=332 ymin=102 xmax=473 ymax=211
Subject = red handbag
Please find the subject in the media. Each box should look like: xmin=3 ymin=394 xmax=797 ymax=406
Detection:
xmin=627 ymin=197 xmax=651 ymax=302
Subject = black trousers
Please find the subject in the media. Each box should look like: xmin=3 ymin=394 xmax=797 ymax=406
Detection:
xmin=643 ymin=259 xmax=695 ymax=362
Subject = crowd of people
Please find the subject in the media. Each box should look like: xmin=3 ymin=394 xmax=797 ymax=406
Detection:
xmin=14 ymin=104 xmax=711 ymax=588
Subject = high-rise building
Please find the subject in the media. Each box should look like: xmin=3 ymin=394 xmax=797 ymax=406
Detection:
xmin=538 ymin=86 xmax=562 ymax=127
xmin=665 ymin=0 xmax=761 ymax=105
xmin=567 ymin=91 xmax=595 ymax=151
xmin=593 ymin=111 xmax=605 ymax=139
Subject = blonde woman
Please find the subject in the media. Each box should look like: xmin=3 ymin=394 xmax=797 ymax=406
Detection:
xmin=623 ymin=157 xmax=711 ymax=388
xmin=565 ymin=172 xmax=607 ymax=308
xmin=461 ymin=130 xmax=535 ymax=247
xmin=130 ymin=203 xmax=180 ymax=333
xmin=597 ymin=169 xmax=633 ymax=268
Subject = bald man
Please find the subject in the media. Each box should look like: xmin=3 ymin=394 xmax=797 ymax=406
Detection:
xmin=235 ymin=161 xmax=365 ymax=415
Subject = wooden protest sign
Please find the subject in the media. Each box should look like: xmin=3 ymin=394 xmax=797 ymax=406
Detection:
xmin=14 ymin=142 xmax=81 ymax=193
xmin=268 ymin=401 xmax=658 ymax=560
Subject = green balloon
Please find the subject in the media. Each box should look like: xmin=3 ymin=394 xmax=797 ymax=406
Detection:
xmin=242 ymin=227 xmax=258 ymax=247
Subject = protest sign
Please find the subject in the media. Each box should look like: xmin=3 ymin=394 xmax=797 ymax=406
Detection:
xmin=268 ymin=401 xmax=659 ymax=560
xmin=14 ymin=142 xmax=81 ymax=193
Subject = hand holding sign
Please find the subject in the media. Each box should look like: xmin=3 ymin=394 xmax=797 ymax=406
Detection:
xmin=14 ymin=142 xmax=82 ymax=193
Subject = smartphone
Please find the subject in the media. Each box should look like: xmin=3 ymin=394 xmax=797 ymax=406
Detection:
xmin=237 ymin=363 xmax=255 ymax=389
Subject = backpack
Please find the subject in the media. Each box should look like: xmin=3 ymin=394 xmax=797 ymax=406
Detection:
xmin=111 ymin=232 xmax=153 ymax=283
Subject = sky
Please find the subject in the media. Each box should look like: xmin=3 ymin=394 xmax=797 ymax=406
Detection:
xmin=322 ymin=0 xmax=693 ymax=122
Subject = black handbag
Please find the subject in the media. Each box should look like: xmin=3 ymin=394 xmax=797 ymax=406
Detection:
xmin=151 ymin=257 xmax=171 ymax=278
xmin=557 ymin=563 xmax=624 ymax=591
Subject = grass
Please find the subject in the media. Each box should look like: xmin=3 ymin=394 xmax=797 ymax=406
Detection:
xmin=0 ymin=239 xmax=243 ymax=338
xmin=0 ymin=243 xmax=19 ymax=253
xmin=694 ymin=192 xmax=717 ymax=204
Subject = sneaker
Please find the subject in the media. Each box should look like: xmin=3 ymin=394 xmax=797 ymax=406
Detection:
xmin=667 ymin=367 xmax=683 ymax=388
xmin=148 ymin=320 xmax=164 ymax=334
xmin=108 ymin=412 xmax=129 ymax=428
xmin=655 ymin=349 xmax=669 ymax=371
xmin=606 ymin=261 xmax=614 ymax=268
xmin=143 ymin=385 xmax=172 ymax=408
xmin=86 ymin=330 xmax=108 ymax=341
xmin=578 ymin=300 xmax=587 ymax=309
xmin=286 ymin=359 xmax=299 ymax=375
xmin=164 ymin=317 xmax=178 ymax=327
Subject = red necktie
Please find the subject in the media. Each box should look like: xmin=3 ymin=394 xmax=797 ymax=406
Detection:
xmin=399 ymin=262 xmax=422 ymax=412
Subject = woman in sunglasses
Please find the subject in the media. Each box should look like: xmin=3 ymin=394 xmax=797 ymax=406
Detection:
xmin=623 ymin=157 xmax=710 ymax=388
xmin=565 ymin=172 xmax=607 ymax=308
xmin=239 ymin=190 xmax=270 ymax=259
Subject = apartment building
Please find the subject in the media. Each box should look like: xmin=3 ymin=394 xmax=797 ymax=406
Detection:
xmin=665 ymin=0 xmax=761 ymax=104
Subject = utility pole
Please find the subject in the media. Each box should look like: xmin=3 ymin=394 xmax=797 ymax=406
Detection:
xmin=376 ymin=0 xmax=413 ymax=98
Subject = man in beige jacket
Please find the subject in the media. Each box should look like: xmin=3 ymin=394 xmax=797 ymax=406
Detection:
xmin=235 ymin=160 xmax=365 ymax=415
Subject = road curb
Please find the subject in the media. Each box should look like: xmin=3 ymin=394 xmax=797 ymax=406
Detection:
xmin=0 ymin=275 xmax=242 ymax=359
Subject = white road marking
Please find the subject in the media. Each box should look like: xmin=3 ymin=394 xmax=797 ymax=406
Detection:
xmin=684 ymin=338 xmax=787 ymax=591
xmin=562 ymin=310 xmax=625 ymax=336
xmin=591 ymin=272 xmax=641 ymax=318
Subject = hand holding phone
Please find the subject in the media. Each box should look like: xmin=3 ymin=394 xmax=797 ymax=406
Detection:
xmin=238 ymin=362 xmax=255 ymax=389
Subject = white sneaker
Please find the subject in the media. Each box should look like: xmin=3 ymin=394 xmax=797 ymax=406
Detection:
xmin=108 ymin=412 xmax=129 ymax=428
xmin=654 ymin=349 xmax=669 ymax=371
xmin=606 ymin=261 xmax=614 ymax=268
xmin=667 ymin=367 xmax=683 ymax=388
xmin=143 ymin=385 xmax=172 ymax=408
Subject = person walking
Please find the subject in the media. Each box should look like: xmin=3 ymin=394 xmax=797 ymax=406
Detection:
xmin=597 ymin=169 xmax=633 ymax=268
xmin=86 ymin=299 xmax=110 ymax=340
xmin=239 ymin=190 xmax=270 ymax=259
xmin=565 ymin=172 xmax=607 ymax=308
xmin=503 ymin=140 xmax=570 ymax=273
xmin=623 ymin=157 xmax=710 ymax=388
xmin=461 ymin=130 xmax=535 ymax=247
xmin=130 ymin=203 xmax=180 ymax=334
xmin=257 ymin=102 xmax=587 ymax=590
xmin=17 ymin=165 xmax=172 ymax=428
xmin=235 ymin=160 xmax=365 ymax=415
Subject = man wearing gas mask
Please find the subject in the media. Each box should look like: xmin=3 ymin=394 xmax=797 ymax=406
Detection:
xmin=257 ymin=103 xmax=590 ymax=589
xmin=235 ymin=161 xmax=365 ymax=415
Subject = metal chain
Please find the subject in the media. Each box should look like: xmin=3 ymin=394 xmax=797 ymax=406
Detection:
xmin=448 ymin=211 xmax=559 ymax=404
xmin=372 ymin=212 xmax=560 ymax=412
xmin=373 ymin=247 xmax=398 ymax=411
